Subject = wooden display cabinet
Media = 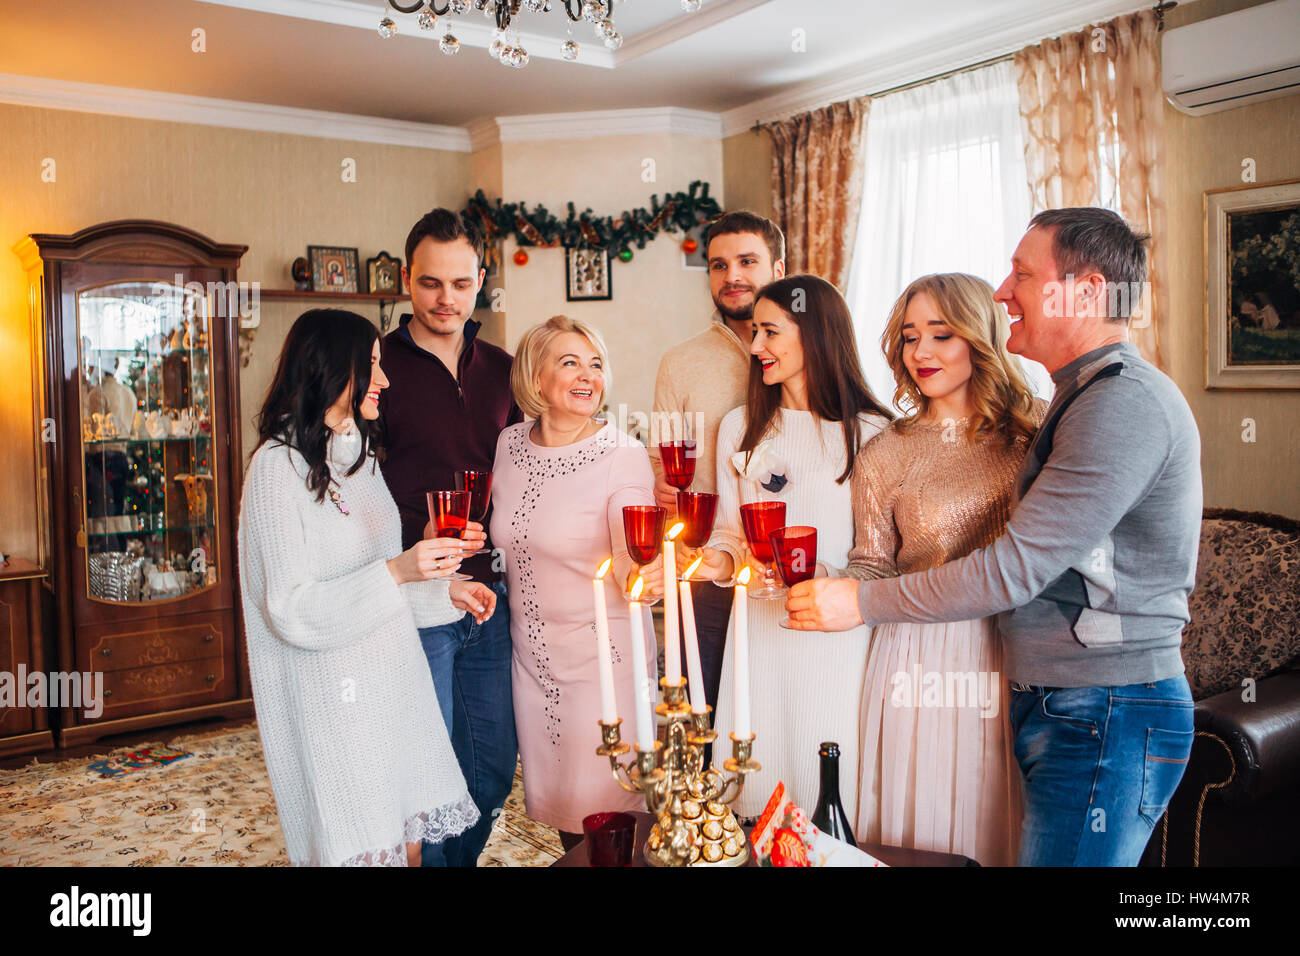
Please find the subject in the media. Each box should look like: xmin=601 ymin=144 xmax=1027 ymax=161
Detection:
xmin=14 ymin=221 xmax=254 ymax=746
xmin=0 ymin=558 xmax=54 ymax=757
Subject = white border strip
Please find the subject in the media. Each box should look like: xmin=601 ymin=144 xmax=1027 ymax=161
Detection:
xmin=0 ymin=72 xmax=472 ymax=151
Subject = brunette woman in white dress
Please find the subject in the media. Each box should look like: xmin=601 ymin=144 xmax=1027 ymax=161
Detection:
xmin=846 ymin=274 xmax=1044 ymax=865
xmin=239 ymin=309 xmax=497 ymax=866
xmin=684 ymin=275 xmax=891 ymax=820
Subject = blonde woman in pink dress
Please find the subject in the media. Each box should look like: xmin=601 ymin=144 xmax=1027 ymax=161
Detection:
xmin=846 ymin=274 xmax=1044 ymax=866
xmin=490 ymin=315 xmax=665 ymax=850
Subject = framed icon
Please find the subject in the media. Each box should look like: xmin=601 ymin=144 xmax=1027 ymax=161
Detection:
xmin=308 ymin=245 xmax=360 ymax=294
xmin=366 ymin=251 xmax=403 ymax=295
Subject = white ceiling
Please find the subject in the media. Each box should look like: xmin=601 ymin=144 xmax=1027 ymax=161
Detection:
xmin=0 ymin=0 xmax=1174 ymax=134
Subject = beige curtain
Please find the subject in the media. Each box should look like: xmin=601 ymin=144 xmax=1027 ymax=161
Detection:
xmin=766 ymin=97 xmax=869 ymax=292
xmin=1014 ymin=9 xmax=1167 ymax=368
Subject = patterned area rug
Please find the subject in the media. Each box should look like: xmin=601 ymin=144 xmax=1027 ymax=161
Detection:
xmin=0 ymin=722 xmax=562 ymax=867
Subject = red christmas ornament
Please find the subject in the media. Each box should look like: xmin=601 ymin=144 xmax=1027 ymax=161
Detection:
xmin=681 ymin=237 xmax=698 ymax=255
xmin=513 ymin=249 xmax=529 ymax=266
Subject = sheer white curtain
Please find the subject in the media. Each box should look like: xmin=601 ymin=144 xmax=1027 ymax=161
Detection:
xmin=846 ymin=60 xmax=1052 ymax=407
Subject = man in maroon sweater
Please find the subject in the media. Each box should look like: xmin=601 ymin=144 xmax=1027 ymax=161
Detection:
xmin=378 ymin=208 xmax=521 ymax=867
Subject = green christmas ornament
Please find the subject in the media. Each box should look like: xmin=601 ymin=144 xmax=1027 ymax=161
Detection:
xmin=617 ymin=248 xmax=633 ymax=263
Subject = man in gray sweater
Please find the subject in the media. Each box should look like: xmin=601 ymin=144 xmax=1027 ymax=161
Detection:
xmin=788 ymin=207 xmax=1201 ymax=866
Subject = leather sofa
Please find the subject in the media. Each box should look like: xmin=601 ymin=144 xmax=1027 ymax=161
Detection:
xmin=1142 ymin=508 xmax=1300 ymax=866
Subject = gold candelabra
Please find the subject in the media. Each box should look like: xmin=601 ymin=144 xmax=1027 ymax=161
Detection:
xmin=597 ymin=677 xmax=760 ymax=866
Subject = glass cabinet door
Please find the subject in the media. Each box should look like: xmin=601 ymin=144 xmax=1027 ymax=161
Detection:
xmin=76 ymin=280 xmax=219 ymax=604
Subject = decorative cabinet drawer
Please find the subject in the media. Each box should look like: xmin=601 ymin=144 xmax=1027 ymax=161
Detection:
xmin=101 ymin=657 xmax=228 ymax=710
xmin=87 ymin=623 xmax=223 ymax=672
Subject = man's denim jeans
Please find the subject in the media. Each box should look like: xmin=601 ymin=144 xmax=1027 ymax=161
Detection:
xmin=1010 ymin=675 xmax=1193 ymax=866
xmin=418 ymin=580 xmax=516 ymax=867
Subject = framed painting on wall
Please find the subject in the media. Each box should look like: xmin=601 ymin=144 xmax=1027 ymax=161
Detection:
xmin=681 ymin=222 xmax=708 ymax=270
xmin=565 ymin=246 xmax=612 ymax=301
xmin=1205 ymin=178 xmax=1300 ymax=389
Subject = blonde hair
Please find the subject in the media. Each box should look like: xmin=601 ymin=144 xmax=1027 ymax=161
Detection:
xmin=510 ymin=315 xmax=611 ymax=420
xmin=882 ymin=273 xmax=1039 ymax=446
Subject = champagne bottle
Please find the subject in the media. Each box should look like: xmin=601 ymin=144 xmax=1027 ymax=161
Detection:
xmin=810 ymin=741 xmax=856 ymax=845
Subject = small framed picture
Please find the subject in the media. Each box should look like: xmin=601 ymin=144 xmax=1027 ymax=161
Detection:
xmin=308 ymin=246 xmax=360 ymax=294
xmin=682 ymin=222 xmax=708 ymax=270
xmin=366 ymin=251 xmax=403 ymax=295
xmin=1205 ymin=178 xmax=1300 ymax=389
xmin=565 ymin=246 xmax=612 ymax=301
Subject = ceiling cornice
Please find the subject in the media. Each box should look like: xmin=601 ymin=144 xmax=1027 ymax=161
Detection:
xmin=466 ymin=116 xmax=500 ymax=152
xmin=0 ymin=72 xmax=473 ymax=151
xmin=493 ymin=107 xmax=723 ymax=142
xmin=718 ymin=0 xmax=1170 ymax=136
xmin=0 ymin=72 xmax=725 ymax=149
xmin=615 ymin=0 xmax=776 ymax=66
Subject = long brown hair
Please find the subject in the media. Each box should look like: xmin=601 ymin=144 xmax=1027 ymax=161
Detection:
xmin=740 ymin=275 xmax=892 ymax=484
xmin=882 ymin=273 xmax=1039 ymax=446
xmin=254 ymin=309 xmax=380 ymax=502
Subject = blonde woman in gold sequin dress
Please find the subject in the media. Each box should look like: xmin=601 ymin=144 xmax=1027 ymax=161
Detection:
xmin=846 ymin=274 xmax=1045 ymax=866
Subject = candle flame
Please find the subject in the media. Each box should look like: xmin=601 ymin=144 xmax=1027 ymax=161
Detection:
xmin=683 ymin=555 xmax=703 ymax=580
xmin=737 ymin=566 xmax=752 ymax=586
xmin=631 ymin=576 xmax=645 ymax=600
xmin=667 ymin=522 xmax=685 ymax=541
xmin=595 ymin=557 xmax=613 ymax=580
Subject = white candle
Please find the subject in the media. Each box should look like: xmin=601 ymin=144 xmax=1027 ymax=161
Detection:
xmin=734 ymin=566 xmax=752 ymax=738
xmin=592 ymin=558 xmax=617 ymax=724
xmin=628 ymin=578 xmax=656 ymax=750
xmin=663 ymin=523 xmax=684 ymax=685
xmin=679 ymin=556 xmax=708 ymax=714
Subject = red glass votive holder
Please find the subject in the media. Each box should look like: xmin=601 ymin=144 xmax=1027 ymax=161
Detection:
xmin=583 ymin=811 xmax=637 ymax=867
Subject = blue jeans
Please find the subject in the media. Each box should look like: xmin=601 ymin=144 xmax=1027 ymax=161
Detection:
xmin=418 ymin=580 xmax=516 ymax=867
xmin=1009 ymin=675 xmax=1193 ymax=866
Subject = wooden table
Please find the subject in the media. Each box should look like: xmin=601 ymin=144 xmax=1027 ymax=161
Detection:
xmin=551 ymin=811 xmax=978 ymax=867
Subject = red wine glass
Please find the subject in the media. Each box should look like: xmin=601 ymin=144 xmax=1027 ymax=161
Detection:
xmin=770 ymin=526 xmax=818 ymax=627
xmin=739 ymin=500 xmax=786 ymax=600
xmin=659 ymin=441 xmax=697 ymax=493
xmin=622 ymin=505 xmax=666 ymax=568
xmin=676 ymin=491 xmax=718 ymax=550
xmin=426 ymin=490 xmax=471 ymax=581
xmin=455 ymin=470 xmax=493 ymax=554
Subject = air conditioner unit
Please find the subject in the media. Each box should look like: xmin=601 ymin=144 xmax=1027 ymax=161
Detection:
xmin=1162 ymin=0 xmax=1300 ymax=115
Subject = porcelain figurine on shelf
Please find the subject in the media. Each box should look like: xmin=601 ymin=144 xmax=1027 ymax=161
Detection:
xmin=145 ymin=410 xmax=168 ymax=439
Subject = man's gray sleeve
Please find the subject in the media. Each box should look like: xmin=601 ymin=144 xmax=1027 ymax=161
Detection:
xmin=856 ymin=376 xmax=1172 ymax=625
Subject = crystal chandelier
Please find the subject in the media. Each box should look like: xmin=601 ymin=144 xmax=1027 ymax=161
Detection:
xmin=377 ymin=0 xmax=698 ymax=68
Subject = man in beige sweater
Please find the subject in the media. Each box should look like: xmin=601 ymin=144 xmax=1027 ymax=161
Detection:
xmin=650 ymin=210 xmax=785 ymax=712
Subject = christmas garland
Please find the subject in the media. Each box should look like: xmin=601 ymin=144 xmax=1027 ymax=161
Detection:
xmin=462 ymin=180 xmax=722 ymax=263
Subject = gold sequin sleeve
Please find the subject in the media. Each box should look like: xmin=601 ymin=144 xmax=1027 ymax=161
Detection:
xmin=842 ymin=401 xmax=1046 ymax=579
xmin=842 ymin=434 xmax=900 ymax=581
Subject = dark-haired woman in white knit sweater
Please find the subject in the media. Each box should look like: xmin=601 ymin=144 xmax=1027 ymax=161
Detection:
xmin=239 ymin=309 xmax=496 ymax=866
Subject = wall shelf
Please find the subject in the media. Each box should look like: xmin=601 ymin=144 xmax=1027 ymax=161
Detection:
xmin=258 ymin=289 xmax=408 ymax=302
xmin=256 ymin=289 xmax=409 ymax=332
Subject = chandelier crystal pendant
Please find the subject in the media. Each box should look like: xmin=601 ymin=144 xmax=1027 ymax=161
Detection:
xmin=382 ymin=0 xmax=696 ymax=67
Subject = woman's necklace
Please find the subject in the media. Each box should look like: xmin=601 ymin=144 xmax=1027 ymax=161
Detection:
xmin=327 ymin=478 xmax=350 ymax=516
xmin=325 ymin=418 xmax=356 ymax=516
